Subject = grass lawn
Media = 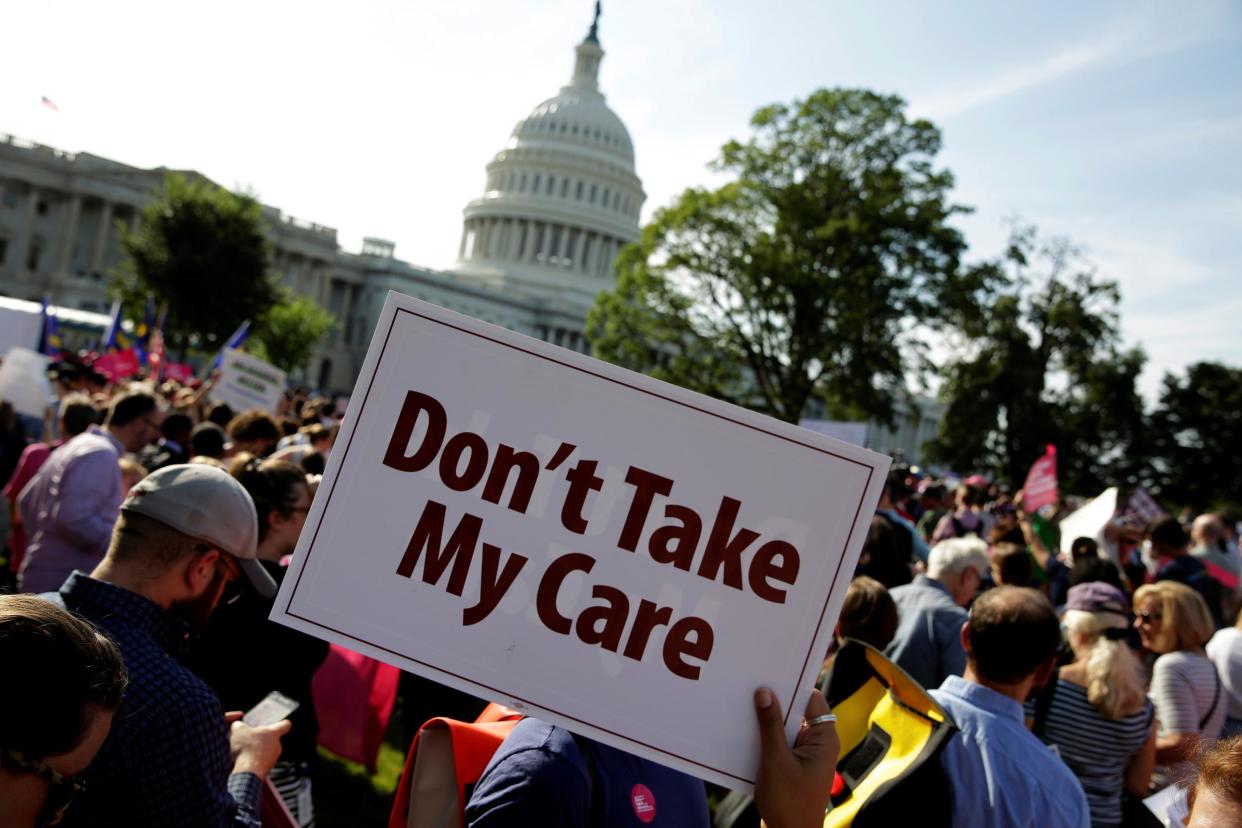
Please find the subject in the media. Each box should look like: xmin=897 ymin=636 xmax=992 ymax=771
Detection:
xmin=314 ymin=740 xmax=405 ymax=827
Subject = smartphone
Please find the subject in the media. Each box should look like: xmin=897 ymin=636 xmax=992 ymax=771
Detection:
xmin=243 ymin=691 xmax=300 ymax=727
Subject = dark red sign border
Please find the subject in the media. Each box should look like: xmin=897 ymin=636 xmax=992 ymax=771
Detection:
xmin=285 ymin=304 xmax=876 ymax=785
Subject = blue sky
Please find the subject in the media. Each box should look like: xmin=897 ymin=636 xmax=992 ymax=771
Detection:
xmin=3 ymin=0 xmax=1238 ymax=399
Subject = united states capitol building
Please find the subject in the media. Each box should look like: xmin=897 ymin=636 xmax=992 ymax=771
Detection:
xmin=0 ymin=11 xmax=641 ymax=393
xmin=0 ymin=10 xmax=945 ymax=464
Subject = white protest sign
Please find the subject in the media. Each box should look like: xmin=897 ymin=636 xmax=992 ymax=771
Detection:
xmin=271 ymin=293 xmax=890 ymax=790
xmin=213 ymin=348 xmax=287 ymax=414
xmin=1059 ymin=487 xmax=1119 ymax=558
xmin=0 ymin=347 xmax=53 ymax=418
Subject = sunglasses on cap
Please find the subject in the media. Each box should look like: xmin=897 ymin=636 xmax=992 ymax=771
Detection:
xmin=1 ymin=747 xmax=87 ymax=825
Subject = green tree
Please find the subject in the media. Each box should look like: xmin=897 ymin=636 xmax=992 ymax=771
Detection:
xmin=926 ymin=225 xmax=1147 ymax=492
xmin=587 ymin=88 xmax=996 ymax=424
xmin=250 ymin=287 xmax=337 ymax=375
xmin=112 ymin=173 xmax=277 ymax=352
xmin=1147 ymin=361 xmax=1242 ymax=511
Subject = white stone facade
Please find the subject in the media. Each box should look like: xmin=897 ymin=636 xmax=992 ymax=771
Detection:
xmin=0 ymin=12 xmax=642 ymax=394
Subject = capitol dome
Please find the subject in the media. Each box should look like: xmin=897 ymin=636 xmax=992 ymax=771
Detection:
xmin=451 ymin=6 xmax=645 ymax=315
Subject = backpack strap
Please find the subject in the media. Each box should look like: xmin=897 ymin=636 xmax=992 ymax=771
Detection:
xmin=1032 ymin=669 xmax=1060 ymax=741
xmin=1201 ymin=670 xmax=1223 ymax=731
xmin=571 ymin=733 xmax=605 ymax=828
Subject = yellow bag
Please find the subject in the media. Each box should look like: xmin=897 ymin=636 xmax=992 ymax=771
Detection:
xmin=820 ymin=640 xmax=955 ymax=827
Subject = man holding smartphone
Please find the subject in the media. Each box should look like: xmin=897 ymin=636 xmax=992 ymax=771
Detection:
xmin=52 ymin=464 xmax=291 ymax=828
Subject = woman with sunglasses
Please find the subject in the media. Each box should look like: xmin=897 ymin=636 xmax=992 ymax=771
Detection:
xmin=1134 ymin=581 xmax=1226 ymax=791
xmin=193 ymin=454 xmax=328 ymax=827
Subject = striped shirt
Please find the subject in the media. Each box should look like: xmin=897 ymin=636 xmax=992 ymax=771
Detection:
xmin=1026 ymin=679 xmax=1154 ymax=828
xmin=1149 ymin=650 xmax=1226 ymax=789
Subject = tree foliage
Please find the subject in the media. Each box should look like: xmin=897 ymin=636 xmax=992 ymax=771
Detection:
xmin=250 ymin=287 xmax=337 ymax=375
xmin=587 ymin=88 xmax=996 ymax=423
xmin=112 ymin=173 xmax=277 ymax=352
xmin=1147 ymin=362 xmax=1242 ymax=511
xmin=926 ymin=225 xmax=1146 ymax=492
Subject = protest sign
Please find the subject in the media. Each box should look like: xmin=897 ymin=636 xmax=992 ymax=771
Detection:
xmin=1022 ymin=444 xmax=1059 ymax=512
xmin=213 ymin=349 xmax=286 ymax=414
xmin=799 ymin=418 xmax=869 ymax=447
xmin=1059 ymin=487 xmax=1118 ymax=558
xmin=163 ymin=362 xmax=196 ymax=384
xmin=0 ymin=347 xmax=53 ymax=418
xmin=93 ymin=348 xmax=140 ymax=382
xmin=271 ymin=292 xmax=890 ymax=790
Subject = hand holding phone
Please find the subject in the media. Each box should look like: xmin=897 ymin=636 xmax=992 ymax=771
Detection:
xmin=243 ymin=691 xmax=299 ymax=727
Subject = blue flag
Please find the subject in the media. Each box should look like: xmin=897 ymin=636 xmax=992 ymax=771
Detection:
xmin=100 ymin=299 xmax=123 ymax=352
xmin=37 ymin=296 xmax=62 ymax=356
xmin=210 ymin=319 xmax=251 ymax=371
xmin=134 ymin=295 xmax=155 ymax=366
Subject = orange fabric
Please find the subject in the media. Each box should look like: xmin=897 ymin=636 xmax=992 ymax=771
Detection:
xmin=388 ymin=705 xmax=523 ymax=828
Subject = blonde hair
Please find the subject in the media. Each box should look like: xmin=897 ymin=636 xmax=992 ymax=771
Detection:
xmin=1062 ymin=609 xmax=1146 ymax=719
xmin=1133 ymin=581 xmax=1215 ymax=652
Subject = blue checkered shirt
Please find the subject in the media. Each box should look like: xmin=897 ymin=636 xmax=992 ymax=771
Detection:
xmin=57 ymin=572 xmax=263 ymax=828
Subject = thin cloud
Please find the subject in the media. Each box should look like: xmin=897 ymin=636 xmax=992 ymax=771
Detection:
xmin=913 ymin=36 xmax=1123 ymax=120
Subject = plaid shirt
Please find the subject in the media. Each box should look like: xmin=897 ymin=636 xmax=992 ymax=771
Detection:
xmin=57 ymin=572 xmax=262 ymax=828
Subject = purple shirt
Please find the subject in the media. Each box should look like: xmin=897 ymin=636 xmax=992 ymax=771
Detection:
xmin=17 ymin=425 xmax=125 ymax=593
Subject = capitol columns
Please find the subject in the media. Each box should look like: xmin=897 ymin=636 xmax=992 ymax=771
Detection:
xmin=55 ymin=194 xmax=83 ymax=278
xmin=573 ymin=227 xmax=588 ymax=272
xmin=11 ymin=185 xmax=40 ymax=278
xmin=89 ymin=201 xmax=114 ymax=277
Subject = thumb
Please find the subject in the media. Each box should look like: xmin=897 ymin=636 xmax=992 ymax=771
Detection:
xmin=803 ymin=688 xmax=829 ymax=721
xmin=754 ymin=687 xmax=790 ymax=755
xmin=265 ymin=719 xmax=293 ymax=736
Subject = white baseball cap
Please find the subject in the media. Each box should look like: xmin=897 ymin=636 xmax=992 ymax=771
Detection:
xmin=121 ymin=464 xmax=277 ymax=598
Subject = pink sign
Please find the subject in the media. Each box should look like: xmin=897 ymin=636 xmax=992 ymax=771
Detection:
xmin=164 ymin=362 xmax=195 ymax=383
xmin=1023 ymin=445 xmax=1059 ymax=512
xmin=93 ymin=348 xmax=141 ymax=382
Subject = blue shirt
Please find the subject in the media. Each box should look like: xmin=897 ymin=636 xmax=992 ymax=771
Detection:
xmin=931 ymin=675 xmax=1090 ymax=828
xmin=56 ymin=572 xmax=262 ymax=828
xmin=886 ymin=575 xmax=968 ymax=690
xmin=466 ymin=719 xmax=709 ymax=828
xmin=877 ymin=508 xmax=931 ymax=562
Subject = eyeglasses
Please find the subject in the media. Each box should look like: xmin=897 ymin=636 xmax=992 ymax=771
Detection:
xmin=1137 ymin=610 xmax=1163 ymax=624
xmin=1 ymin=747 xmax=87 ymax=824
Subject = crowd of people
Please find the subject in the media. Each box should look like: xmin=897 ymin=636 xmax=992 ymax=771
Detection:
xmin=3 ymin=360 xmax=1242 ymax=827
xmin=806 ymin=472 xmax=1242 ymax=827
xmin=0 ymin=367 xmax=340 ymax=826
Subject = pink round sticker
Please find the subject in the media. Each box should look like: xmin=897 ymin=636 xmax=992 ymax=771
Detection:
xmin=631 ymin=784 xmax=656 ymax=823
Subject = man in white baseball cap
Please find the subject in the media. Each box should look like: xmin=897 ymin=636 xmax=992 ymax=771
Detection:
xmin=119 ymin=463 xmax=278 ymax=600
xmin=53 ymin=464 xmax=289 ymax=827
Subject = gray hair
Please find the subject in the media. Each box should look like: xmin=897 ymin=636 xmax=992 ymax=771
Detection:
xmin=928 ymin=537 xmax=989 ymax=580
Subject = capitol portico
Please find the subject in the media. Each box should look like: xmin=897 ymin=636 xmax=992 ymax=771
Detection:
xmin=452 ymin=11 xmax=644 ymax=320
xmin=0 ymin=4 xmax=643 ymax=388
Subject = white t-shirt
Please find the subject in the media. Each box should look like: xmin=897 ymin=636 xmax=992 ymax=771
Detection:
xmin=1207 ymin=627 xmax=1242 ymax=720
xmin=1149 ymin=649 xmax=1227 ymax=789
